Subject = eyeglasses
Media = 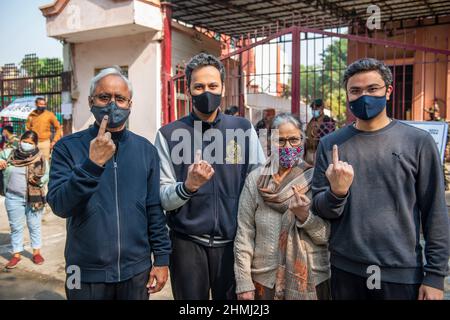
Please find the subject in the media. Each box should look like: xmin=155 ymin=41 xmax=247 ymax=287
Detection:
xmin=273 ymin=137 xmax=303 ymax=147
xmin=91 ymin=93 xmax=131 ymax=108
xmin=348 ymin=85 xmax=386 ymax=96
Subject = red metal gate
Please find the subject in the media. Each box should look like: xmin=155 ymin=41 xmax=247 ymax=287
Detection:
xmin=168 ymin=20 xmax=450 ymax=128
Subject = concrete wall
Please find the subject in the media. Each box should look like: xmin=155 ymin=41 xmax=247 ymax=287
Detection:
xmin=45 ymin=0 xmax=162 ymax=43
xmin=71 ymin=31 xmax=161 ymax=142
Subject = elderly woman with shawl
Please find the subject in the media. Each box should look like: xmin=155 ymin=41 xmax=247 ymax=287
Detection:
xmin=234 ymin=113 xmax=331 ymax=300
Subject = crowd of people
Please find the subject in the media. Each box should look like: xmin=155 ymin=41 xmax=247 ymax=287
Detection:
xmin=1 ymin=53 xmax=449 ymax=301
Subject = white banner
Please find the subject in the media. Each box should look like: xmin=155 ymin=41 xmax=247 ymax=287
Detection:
xmin=0 ymin=96 xmax=39 ymax=120
xmin=401 ymin=120 xmax=448 ymax=164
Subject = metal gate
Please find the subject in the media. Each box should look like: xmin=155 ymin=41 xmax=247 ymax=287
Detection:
xmin=0 ymin=53 xmax=65 ymax=135
xmin=169 ymin=19 xmax=450 ymax=130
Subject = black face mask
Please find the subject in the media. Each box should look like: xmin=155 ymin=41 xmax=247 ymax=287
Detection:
xmin=192 ymin=91 xmax=222 ymax=114
xmin=36 ymin=107 xmax=46 ymax=112
xmin=90 ymin=102 xmax=130 ymax=128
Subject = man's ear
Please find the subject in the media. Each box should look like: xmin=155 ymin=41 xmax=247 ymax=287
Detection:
xmin=186 ymin=87 xmax=191 ymax=99
xmin=385 ymin=85 xmax=393 ymax=101
xmin=88 ymin=96 xmax=93 ymax=107
xmin=221 ymin=83 xmax=226 ymax=97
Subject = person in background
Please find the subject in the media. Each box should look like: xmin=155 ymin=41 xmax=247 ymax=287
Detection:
xmin=255 ymin=109 xmax=275 ymax=136
xmin=424 ymin=99 xmax=443 ymax=121
xmin=256 ymin=108 xmax=276 ymax=157
xmin=234 ymin=113 xmax=331 ymax=300
xmin=304 ymin=99 xmax=336 ymax=165
xmin=0 ymin=130 xmax=49 ymax=269
xmin=1 ymin=125 xmax=20 ymax=150
xmin=26 ymin=97 xmax=62 ymax=161
xmin=224 ymin=105 xmax=239 ymax=116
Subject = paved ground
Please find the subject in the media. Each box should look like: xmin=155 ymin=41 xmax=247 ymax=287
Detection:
xmin=0 ymin=200 xmax=173 ymax=300
xmin=0 ymin=178 xmax=449 ymax=300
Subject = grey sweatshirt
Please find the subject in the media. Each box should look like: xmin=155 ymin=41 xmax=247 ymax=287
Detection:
xmin=312 ymin=119 xmax=449 ymax=290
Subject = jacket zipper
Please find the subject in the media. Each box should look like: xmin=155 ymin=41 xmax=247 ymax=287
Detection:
xmin=113 ymin=153 xmax=121 ymax=281
xmin=209 ymin=163 xmax=219 ymax=247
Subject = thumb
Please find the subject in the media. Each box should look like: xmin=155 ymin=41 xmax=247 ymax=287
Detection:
xmin=147 ymin=273 xmax=155 ymax=288
xmin=417 ymin=287 xmax=426 ymax=300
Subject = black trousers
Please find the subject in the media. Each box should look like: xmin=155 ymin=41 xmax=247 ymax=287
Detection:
xmin=170 ymin=232 xmax=236 ymax=300
xmin=331 ymin=266 xmax=420 ymax=300
xmin=65 ymin=269 xmax=150 ymax=300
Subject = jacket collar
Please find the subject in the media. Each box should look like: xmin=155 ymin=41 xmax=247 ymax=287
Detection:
xmin=188 ymin=109 xmax=223 ymax=127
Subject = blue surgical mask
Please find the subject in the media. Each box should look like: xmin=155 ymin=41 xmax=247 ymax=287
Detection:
xmin=312 ymin=110 xmax=321 ymax=118
xmin=20 ymin=142 xmax=36 ymax=152
xmin=349 ymin=95 xmax=387 ymax=120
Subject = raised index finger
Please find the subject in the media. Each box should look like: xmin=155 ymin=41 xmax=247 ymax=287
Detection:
xmin=98 ymin=115 xmax=108 ymax=137
xmin=194 ymin=149 xmax=202 ymax=164
xmin=332 ymin=144 xmax=339 ymax=166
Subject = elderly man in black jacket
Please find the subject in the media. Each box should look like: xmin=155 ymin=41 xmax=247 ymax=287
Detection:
xmin=47 ymin=67 xmax=171 ymax=300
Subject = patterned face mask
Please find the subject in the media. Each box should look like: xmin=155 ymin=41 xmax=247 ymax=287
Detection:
xmin=278 ymin=146 xmax=304 ymax=168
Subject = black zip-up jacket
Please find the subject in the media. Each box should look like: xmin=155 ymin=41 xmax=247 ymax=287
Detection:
xmin=155 ymin=111 xmax=265 ymax=246
xmin=47 ymin=124 xmax=171 ymax=283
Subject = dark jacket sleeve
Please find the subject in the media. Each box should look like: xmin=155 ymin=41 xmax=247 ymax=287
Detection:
xmin=46 ymin=142 xmax=104 ymax=218
xmin=417 ymin=134 xmax=450 ymax=290
xmin=146 ymin=148 xmax=171 ymax=266
xmin=311 ymin=141 xmax=349 ymax=219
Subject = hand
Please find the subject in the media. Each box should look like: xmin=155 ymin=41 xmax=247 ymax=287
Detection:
xmin=147 ymin=266 xmax=169 ymax=294
xmin=0 ymin=159 xmax=7 ymax=170
xmin=289 ymin=185 xmax=311 ymax=224
xmin=237 ymin=291 xmax=255 ymax=300
xmin=89 ymin=115 xmax=116 ymax=167
xmin=325 ymin=145 xmax=354 ymax=197
xmin=50 ymin=141 xmax=56 ymax=149
xmin=418 ymin=284 xmax=444 ymax=300
xmin=184 ymin=149 xmax=215 ymax=193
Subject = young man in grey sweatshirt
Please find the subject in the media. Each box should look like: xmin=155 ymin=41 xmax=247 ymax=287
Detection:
xmin=312 ymin=58 xmax=449 ymax=300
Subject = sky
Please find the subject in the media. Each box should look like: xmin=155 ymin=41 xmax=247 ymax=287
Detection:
xmin=0 ymin=0 xmax=63 ymax=66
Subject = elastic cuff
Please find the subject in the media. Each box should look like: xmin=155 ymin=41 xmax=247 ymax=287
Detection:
xmin=80 ymin=158 xmax=105 ymax=178
xmin=235 ymin=280 xmax=256 ymax=294
xmin=176 ymin=182 xmax=196 ymax=200
xmin=153 ymin=254 xmax=170 ymax=267
xmin=326 ymin=188 xmax=349 ymax=204
xmin=422 ymin=273 xmax=445 ymax=291
xmin=296 ymin=210 xmax=313 ymax=228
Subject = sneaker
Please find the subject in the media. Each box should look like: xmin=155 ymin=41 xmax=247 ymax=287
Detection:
xmin=32 ymin=254 xmax=45 ymax=265
xmin=5 ymin=256 xmax=21 ymax=269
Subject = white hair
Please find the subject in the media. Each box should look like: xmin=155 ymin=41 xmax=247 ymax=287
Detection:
xmin=271 ymin=113 xmax=302 ymax=130
xmin=89 ymin=66 xmax=133 ymax=97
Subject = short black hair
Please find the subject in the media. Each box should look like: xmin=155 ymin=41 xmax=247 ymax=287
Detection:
xmin=224 ymin=106 xmax=239 ymax=115
xmin=185 ymin=53 xmax=225 ymax=90
xmin=21 ymin=130 xmax=39 ymax=145
xmin=343 ymin=58 xmax=393 ymax=89
xmin=35 ymin=97 xmax=46 ymax=104
xmin=3 ymin=125 xmax=13 ymax=134
xmin=311 ymin=99 xmax=324 ymax=109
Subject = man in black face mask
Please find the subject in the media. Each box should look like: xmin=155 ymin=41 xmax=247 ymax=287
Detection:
xmin=47 ymin=67 xmax=171 ymax=300
xmin=155 ymin=53 xmax=265 ymax=300
xmin=311 ymin=58 xmax=449 ymax=300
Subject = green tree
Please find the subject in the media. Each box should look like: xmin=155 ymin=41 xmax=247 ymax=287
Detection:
xmin=320 ymin=39 xmax=348 ymax=126
xmin=282 ymin=39 xmax=348 ymax=126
